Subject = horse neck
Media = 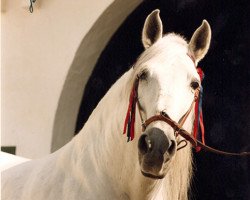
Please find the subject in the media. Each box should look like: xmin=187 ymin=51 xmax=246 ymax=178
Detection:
xmin=68 ymin=68 xmax=193 ymax=199
xmin=68 ymin=69 xmax=142 ymax=193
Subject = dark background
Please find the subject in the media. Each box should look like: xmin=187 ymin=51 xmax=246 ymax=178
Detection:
xmin=76 ymin=0 xmax=250 ymax=199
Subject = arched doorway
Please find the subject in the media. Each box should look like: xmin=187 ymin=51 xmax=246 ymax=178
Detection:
xmin=51 ymin=0 xmax=142 ymax=152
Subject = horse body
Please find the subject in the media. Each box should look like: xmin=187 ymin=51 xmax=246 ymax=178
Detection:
xmin=2 ymin=68 xmax=191 ymax=200
xmin=2 ymin=10 xmax=211 ymax=200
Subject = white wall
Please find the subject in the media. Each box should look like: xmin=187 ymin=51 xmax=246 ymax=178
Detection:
xmin=1 ymin=0 xmax=141 ymax=159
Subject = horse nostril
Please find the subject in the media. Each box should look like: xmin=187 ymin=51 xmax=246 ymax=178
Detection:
xmin=138 ymin=134 xmax=151 ymax=155
xmin=167 ymin=140 xmax=176 ymax=156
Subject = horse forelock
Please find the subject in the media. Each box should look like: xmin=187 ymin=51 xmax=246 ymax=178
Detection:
xmin=132 ymin=33 xmax=190 ymax=78
xmin=127 ymin=33 xmax=197 ymax=116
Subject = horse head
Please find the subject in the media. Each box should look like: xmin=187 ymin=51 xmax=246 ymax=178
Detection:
xmin=129 ymin=9 xmax=211 ymax=179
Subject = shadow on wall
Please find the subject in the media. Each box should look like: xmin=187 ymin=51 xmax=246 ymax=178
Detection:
xmin=75 ymin=0 xmax=250 ymax=200
xmin=51 ymin=0 xmax=142 ymax=152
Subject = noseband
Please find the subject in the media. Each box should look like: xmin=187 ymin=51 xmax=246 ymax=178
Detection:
xmin=123 ymin=56 xmax=250 ymax=157
xmin=140 ymin=88 xmax=199 ymax=151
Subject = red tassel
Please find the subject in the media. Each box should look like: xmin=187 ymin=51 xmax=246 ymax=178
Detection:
xmin=123 ymin=80 xmax=138 ymax=141
xmin=130 ymin=106 xmax=136 ymax=140
xmin=123 ymin=85 xmax=134 ymax=135
xmin=123 ymin=108 xmax=130 ymax=135
xmin=199 ymin=112 xmax=205 ymax=144
xmin=193 ymin=67 xmax=205 ymax=152
xmin=197 ymin=68 xmax=204 ymax=80
xmin=193 ymin=99 xmax=199 ymax=140
xmin=130 ymin=81 xmax=138 ymax=141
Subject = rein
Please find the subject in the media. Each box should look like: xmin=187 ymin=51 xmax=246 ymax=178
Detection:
xmin=123 ymin=56 xmax=250 ymax=157
xmin=140 ymin=111 xmax=250 ymax=156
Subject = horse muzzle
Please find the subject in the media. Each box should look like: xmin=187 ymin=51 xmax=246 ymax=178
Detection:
xmin=138 ymin=127 xmax=176 ymax=178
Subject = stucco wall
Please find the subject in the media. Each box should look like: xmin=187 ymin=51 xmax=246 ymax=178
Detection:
xmin=1 ymin=0 xmax=141 ymax=159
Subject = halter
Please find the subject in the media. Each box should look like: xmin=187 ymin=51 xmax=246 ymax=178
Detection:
xmin=123 ymin=54 xmax=250 ymax=157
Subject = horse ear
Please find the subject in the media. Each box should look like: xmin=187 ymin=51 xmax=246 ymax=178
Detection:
xmin=188 ymin=20 xmax=211 ymax=63
xmin=142 ymin=9 xmax=163 ymax=49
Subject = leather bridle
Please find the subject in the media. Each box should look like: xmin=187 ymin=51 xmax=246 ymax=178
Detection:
xmin=138 ymin=82 xmax=199 ymax=151
xmin=128 ymin=67 xmax=250 ymax=157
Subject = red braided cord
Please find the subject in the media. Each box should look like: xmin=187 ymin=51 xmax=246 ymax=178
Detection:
xmin=123 ymin=85 xmax=134 ymax=135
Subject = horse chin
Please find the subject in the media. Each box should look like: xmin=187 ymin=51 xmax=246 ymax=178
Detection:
xmin=139 ymin=159 xmax=169 ymax=180
xmin=138 ymin=153 xmax=172 ymax=180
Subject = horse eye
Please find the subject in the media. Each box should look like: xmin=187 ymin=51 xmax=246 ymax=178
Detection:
xmin=138 ymin=70 xmax=148 ymax=80
xmin=190 ymin=81 xmax=200 ymax=90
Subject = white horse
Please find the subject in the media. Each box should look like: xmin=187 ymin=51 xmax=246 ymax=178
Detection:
xmin=2 ymin=9 xmax=211 ymax=200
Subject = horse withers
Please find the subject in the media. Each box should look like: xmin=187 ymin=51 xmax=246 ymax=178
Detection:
xmin=2 ymin=9 xmax=211 ymax=200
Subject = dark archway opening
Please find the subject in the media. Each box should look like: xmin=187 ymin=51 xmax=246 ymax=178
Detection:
xmin=76 ymin=0 xmax=250 ymax=199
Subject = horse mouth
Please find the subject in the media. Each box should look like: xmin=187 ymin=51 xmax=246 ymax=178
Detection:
xmin=141 ymin=170 xmax=165 ymax=179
